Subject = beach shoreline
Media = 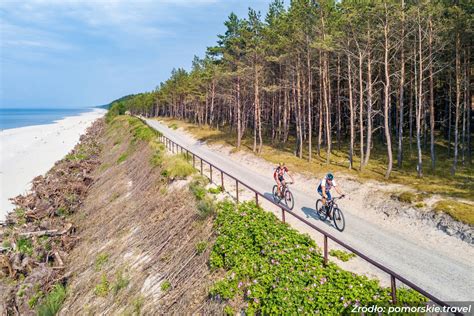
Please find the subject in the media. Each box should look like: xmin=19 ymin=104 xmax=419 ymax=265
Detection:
xmin=0 ymin=108 xmax=106 ymax=219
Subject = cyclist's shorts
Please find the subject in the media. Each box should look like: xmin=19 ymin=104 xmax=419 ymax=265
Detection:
xmin=317 ymin=186 xmax=332 ymax=200
xmin=278 ymin=175 xmax=285 ymax=182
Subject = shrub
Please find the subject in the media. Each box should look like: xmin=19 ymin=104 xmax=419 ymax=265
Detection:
xmin=189 ymin=176 xmax=209 ymax=200
xmin=36 ymin=284 xmax=66 ymax=316
xmin=196 ymin=241 xmax=208 ymax=254
xmin=94 ymin=274 xmax=110 ymax=297
xmin=197 ymin=197 xmax=216 ymax=219
xmin=95 ymin=253 xmax=109 ymax=271
xmin=17 ymin=237 xmax=33 ymax=256
xmin=161 ymin=280 xmax=171 ymax=292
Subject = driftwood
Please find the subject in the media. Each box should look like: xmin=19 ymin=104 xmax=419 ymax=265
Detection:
xmin=18 ymin=223 xmax=75 ymax=238
xmin=54 ymin=252 xmax=64 ymax=267
xmin=18 ymin=229 xmax=61 ymax=238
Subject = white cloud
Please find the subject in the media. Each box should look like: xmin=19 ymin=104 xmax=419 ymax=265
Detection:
xmin=0 ymin=0 xmax=220 ymax=52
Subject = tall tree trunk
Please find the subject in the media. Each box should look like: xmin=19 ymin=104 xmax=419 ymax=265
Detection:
xmin=318 ymin=52 xmax=323 ymax=156
xmin=429 ymin=16 xmax=436 ymax=170
xmin=452 ymin=33 xmax=461 ymax=175
xmin=409 ymin=72 xmax=413 ymax=155
xmin=347 ymin=53 xmax=355 ymax=170
xmin=297 ymin=59 xmax=303 ymax=159
xmin=363 ymin=38 xmax=373 ymax=167
xmin=307 ymin=40 xmax=313 ymax=161
xmin=383 ymin=5 xmax=393 ymax=179
xmin=237 ymin=76 xmax=242 ymax=149
xmin=210 ymin=79 xmax=216 ymax=127
xmin=416 ymin=12 xmax=423 ymax=177
xmin=337 ymin=55 xmax=342 ymax=150
xmin=398 ymin=0 xmax=405 ymax=169
xmin=358 ymin=52 xmax=365 ymax=170
xmin=467 ymin=46 xmax=471 ymax=165
xmin=323 ymin=53 xmax=331 ymax=164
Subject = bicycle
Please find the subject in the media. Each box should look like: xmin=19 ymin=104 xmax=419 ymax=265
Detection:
xmin=272 ymin=182 xmax=295 ymax=210
xmin=316 ymin=196 xmax=346 ymax=232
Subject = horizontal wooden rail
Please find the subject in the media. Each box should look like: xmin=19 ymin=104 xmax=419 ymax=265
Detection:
xmin=142 ymin=118 xmax=451 ymax=311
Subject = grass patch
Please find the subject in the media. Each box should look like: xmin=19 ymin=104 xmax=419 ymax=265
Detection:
xmin=28 ymin=288 xmax=44 ymax=309
xmin=195 ymin=241 xmax=208 ymax=254
xmin=161 ymin=280 xmax=171 ymax=292
xmin=150 ymin=148 xmax=165 ymax=167
xmin=36 ymin=283 xmax=66 ymax=316
xmin=208 ymin=186 xmax=224 ymax=194
xmin=95 ymin=253 xmax=109 ymax=271
xmin=329 ymin=249 xmax=356 ymax=262
xmin=123 ymin=296 xmax=145 ymax=315
xmin=64 ymin=144 xmax=93 ymax=162
xmin=55 ymin=206 xmax=69 ymax=217
xmin=162 ymin=154 xmax=195 ymax=179
xmin=117 ymin=153 xmax=128 ymax=164
xmin=17 ymin=237 xmax=33 ymax=256
xmin=14 ymin=208 xmax=26 ymax=225
xmin=396 ymin=192 xmax=424 ymax=204
xmin=112 ymin=270 xmax=130 ymax=295
xmin=109 ymin=192 xmax=121 ymax=202
xmin=433 ymin=200 xmax=474 ymax=225
xmin=209 ymin=201 xmax=426 ymax=314
xmin=127 ymin=117 xmax=161 ymax=142
xmin=168 ymin=123 xmax=178 ymax=130
xmin=94 ymin=274 xmax=110 ymax=297
xmin=99 ymin=163 xmax=111 ymax=172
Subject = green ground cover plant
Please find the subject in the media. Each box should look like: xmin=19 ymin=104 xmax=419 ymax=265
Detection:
xmin=209 ymin=201 xmax=426 ymax=314
xmin=329 ymin=249 xmax=356 ymax=262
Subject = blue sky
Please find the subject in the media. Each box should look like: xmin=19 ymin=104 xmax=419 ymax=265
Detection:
xmin=0 ymin=0 xmax=271 ymax=108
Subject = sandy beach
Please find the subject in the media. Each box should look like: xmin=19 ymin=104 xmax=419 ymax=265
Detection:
xmin=0 ymin=109 xmax=106 ymax=219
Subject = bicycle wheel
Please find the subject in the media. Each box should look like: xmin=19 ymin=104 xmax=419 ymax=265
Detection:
xmin=284 ymin=189 xmax=294 ymax=210
xmin=333 ymin=208 xmax=345 ymax=232
xmin=316 ymin=199 xmax=327 ymax=221
xmin=272 ymin=185 xmax=280 ymax=202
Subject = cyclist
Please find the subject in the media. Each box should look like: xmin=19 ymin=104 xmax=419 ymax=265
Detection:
xmin=273 ymin=162 xmax=294 ymax=197
xmin=317 ymin=173 xmax=345 ymax=213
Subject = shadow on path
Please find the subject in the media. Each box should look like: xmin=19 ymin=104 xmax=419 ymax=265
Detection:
xmin=301 ymin=206 xmax=334 ymax=230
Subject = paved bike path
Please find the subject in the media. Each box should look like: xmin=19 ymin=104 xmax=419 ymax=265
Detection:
xmin=146 ymin=118 xmax=474 ymax=302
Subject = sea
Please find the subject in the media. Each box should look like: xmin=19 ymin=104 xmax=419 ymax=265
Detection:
xmin=0 ymin=108 xmax=93 ymax=130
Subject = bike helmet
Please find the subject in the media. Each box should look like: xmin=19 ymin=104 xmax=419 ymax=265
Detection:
xmin=326 ymin=173 xmax=334 ymax=180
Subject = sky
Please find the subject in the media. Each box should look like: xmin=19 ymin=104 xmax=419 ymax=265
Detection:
xmin=0 ymin=0 xmax=271 ymax=109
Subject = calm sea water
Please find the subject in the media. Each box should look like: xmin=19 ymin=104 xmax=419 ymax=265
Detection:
xmin=0 ymin=108 xmax=92 ymax=130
